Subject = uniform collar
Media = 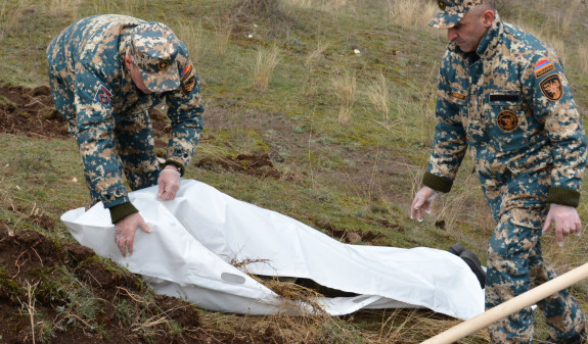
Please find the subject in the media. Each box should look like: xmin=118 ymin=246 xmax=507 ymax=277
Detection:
xmin=476 ymin=12 xmax=503 ymax=59
xmin=448 ymin=11 xmax=504 ymax=60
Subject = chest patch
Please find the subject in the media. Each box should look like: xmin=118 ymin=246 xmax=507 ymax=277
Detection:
xmin=496 ymin=110 xmax=518 ymax=132
xmin=94 ymin=84 xmax=112 ymax=105
xmin=534 ymin=59 xmax=555 ymax=79
xmin=539 ymin=74 xmax=563 ymax=102
xmin=450 ymin=91 xmax=466 ymax=101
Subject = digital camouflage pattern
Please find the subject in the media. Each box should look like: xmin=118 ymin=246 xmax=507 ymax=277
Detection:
xmin=130 ymin=22 xmax=180 ymax=93
xmin=47 ymin=14 xmax=204 ymax=209
xmin=422 ymin=11 xmax=587 ymax=344
xmin=429 ymin=0 xmax=485 ymax=29
xmin=486 ymin=207 xmax=585 ymax=343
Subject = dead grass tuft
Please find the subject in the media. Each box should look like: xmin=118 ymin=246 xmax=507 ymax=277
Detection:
xmin=286 ymin=0 xmax=351 ymax=11
xmin=173 ymin=19 xmax=204 ymax=64
xmin=365 ymin=71 xmax=390 ymax=119
xmin=332 ymin=69 xmax=357 ymax=125
xmin=253 ymin=46 xmax=280 ymax=89
xmin=387 ymin=0 xmax=440 ymax=32
xmin=262 ymin=277 xmax=329 ymax=316
xmin=213 ymin=16 xmax=233 ymax=56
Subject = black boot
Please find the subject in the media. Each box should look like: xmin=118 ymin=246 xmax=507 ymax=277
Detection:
xmin=448 ymin=243 xmax=466 ymax=256
xmin=447 ymin=243 xmax=486 ymax=289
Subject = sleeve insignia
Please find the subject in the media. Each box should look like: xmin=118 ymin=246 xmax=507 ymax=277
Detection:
xmin=534 ymin=59 xmax=555 ymax=79
xmin=539 ymin=74 xmax=563 ymax=102
xmin=496 ymin=110 xmax=519 ymax=132
xmin=94 ymin=84 xmax=112 ymax=105
xmin=180 ymin=63 xmax=194 ymax=82
xmin=181 ymin=76 xmax=196 ymax=96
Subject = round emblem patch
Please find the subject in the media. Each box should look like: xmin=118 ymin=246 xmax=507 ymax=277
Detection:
xmin=182 ymin=76 xmax=196 ymax=95
xmin=496 ymin=110 xmax=519 ymax=132
xmin=157 ymin=60 xmax=170 ymax=71
xmin=539 ymin=74 xmax=563 ymax=102
xmin=438 ymin=0 xmax=446 ymax=10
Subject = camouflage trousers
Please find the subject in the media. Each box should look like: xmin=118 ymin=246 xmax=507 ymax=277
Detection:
xmin=485 ymin=207 xmax=586 ymax=343
xmin=47 ymin=66 xmax=160 ymax=204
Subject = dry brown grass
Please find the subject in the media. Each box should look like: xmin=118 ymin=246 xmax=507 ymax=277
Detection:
xmin=387 ymin=0 xmax=441 ymax=33
xmin=49 ymin=0 xmax=81 ymax=17
xmin=365 ymin=71 xmax=390 ymax=119
xmin=331 ymin=69 xmax=357 ymax=125
xmin=305 ymin=38 xmax=329 ymax=71
xmin=213 ymin=16 xmax=233 ymax=56
xmin=253 ymin=46 xmax=280 ymax=89
xmin=286 ymin=0 xmax=351 ymax=11
xmin=577 ymin=45 xmax=588 ymax=75
xmin=173 ymin=19 xmax=204 ymax=65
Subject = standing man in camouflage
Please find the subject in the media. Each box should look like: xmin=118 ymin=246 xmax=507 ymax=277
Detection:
xmin=47 ymin=15 xmax=204 ymax=258
xmin=410 ymin=1 xmax=587 ymax=343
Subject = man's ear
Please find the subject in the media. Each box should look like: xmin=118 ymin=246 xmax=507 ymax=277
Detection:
xmin=124 ymin=55 xmax=132 ymax=69
xmin=482 ymin=10 xmax=495 ymax=28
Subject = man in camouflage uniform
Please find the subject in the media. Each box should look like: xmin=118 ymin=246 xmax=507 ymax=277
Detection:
xmin=47 ymin=15 xmax=204 ymax=257
xmin=409 ymin=1 xmax=587 ymax=343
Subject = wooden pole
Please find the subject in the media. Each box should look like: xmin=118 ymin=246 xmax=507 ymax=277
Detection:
xmin=421 ymin=262 xmax=588 ymax=344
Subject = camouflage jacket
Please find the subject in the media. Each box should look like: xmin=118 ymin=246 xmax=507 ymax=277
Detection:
xmin=422 ymin=13 xmax=587 ymax=213
xmin=47 ymin=14 xmax=203 ymax=209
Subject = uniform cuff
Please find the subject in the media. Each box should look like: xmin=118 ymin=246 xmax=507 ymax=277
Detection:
xmin=547 ymin=186 xmax=580 ymax=207
xmin=108 ymin=202 xmax=139 ymax=224
xmin=422 ymin=171 xmax=453 ymax=193
xmin=164 ymin=159 xmax=184 ymax=176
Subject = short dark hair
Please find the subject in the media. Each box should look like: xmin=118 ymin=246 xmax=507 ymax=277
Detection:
xmin=484 ymin=0 xmax=496 ymax=10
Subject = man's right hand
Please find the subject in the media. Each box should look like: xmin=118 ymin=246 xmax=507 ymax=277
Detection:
xmin=410 ymin=186 xmax=438 ymax=222
xmin=114 ymin=212 xmax=152 ymax=256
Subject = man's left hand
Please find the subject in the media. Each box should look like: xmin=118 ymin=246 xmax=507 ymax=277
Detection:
xmin=157 ymin=165 xmax=181 ymax=201
xmin=542 ymin=204 xmax=582 ymax=246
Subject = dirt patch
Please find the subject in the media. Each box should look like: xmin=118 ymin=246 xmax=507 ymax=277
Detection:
xmin=0 ymin=83 xmax=69 ymax=139
xmin=313 ymin=219 xmax=389 ymax=245
xmin=0 ymin=219 xmax=304 ymax=344
xmin=195 ymin=153 xmax=282 ymax=179
xmin=0 ymin=83 xmax=171 ymax=148
xmin=0 ymin=222 xmax=207 ymax=344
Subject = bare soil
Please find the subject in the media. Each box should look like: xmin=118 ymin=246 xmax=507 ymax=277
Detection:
xmin=0 ymin=83 xmax=293 ymax=343
xmin=0 ymin=82 xmax=282 ymax=180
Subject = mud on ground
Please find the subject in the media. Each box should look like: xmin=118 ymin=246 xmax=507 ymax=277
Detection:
xmin=0 ymin=219 xmax=295 ymax=344
xmin=2 ymin=82 xmax=391 ymax=344
xmin=0 ymin=83 xmax=282 ymax=179
xmin=0 ymin=83 xmax=294 ymax=343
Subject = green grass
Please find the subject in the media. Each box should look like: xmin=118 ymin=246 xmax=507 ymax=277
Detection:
xmin=2 ymin=0 xmax=588 ymax=342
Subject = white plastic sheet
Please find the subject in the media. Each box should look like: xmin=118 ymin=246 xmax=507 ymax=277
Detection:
xmin=61 ymin=179 xmax=484 ymax=319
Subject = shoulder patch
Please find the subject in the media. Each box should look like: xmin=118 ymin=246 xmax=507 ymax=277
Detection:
xmin=496 ymin=110 xmax=519 ymax=132
xmin=182 ymin=76 xmax=196 ymax=96
xmin=534 ymin=59 xmax=555 ymax=79
xmin=539 ymin=74 xmax=563 ymax=102
xmin=450 ymin=91 xmax=467 ymax=101
xmin=94 ymin=84 xmax=112 ymax=105
xmin=180 ymin=63 xmax=194 ymax=82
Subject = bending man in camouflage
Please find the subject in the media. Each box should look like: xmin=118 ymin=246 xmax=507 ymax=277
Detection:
xmin=47 ymin=15 xmax=204 ymax=257
xmin=410 ymin=1 xmax=587 ymax=343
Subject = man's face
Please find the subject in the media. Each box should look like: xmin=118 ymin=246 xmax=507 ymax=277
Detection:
xmin=125 ymin=56 xmax=154 ymax=95
xmin=447 ymin=7 xmax=492 ymax=52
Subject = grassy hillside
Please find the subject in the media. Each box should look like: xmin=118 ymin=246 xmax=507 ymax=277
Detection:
xmin=2 ymin=0 xmax=588 ymax=343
